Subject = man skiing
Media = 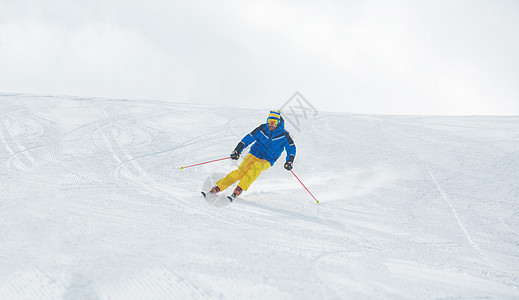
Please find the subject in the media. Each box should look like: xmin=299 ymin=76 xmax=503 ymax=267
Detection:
xmin=203 ymin=110 xmax=296 ymax=201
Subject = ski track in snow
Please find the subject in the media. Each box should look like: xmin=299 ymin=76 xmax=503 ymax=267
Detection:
xmin=1 ymin=94 xmax=519 ymax=299
xmin=0 ymin=114 xmax=35 ymax=171
xmin=426 ymin=165 xmax=495 ymax=269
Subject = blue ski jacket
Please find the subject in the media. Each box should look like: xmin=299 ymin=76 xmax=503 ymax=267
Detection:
xmin=238 ymin=118 xmax=296 ymax=166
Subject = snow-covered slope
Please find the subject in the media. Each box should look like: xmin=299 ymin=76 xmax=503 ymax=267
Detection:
xmin=1 ymin=94 xmax=518 ymax=299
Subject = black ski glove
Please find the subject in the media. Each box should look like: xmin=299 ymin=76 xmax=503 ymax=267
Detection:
xmin=230 ymin=151 xmax=240 ymax=160
xmin=231 ymin=142 xmax=245 ymax=160
xmin=284 ymin=154 xmax=295 ymax=170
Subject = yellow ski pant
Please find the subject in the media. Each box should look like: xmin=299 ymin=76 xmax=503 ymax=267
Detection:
xmin=216 ymin=154 xmax=271 ymax=191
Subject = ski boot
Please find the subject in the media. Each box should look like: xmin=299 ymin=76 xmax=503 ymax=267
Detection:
xmin=201 ymin=186 xmax=220 ymax=198
xmin=227 ymin=186 xmax=243 ymax=202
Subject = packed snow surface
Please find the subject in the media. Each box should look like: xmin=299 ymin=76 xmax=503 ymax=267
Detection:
xmin=1 ymin=94 xmax=518 ymax=299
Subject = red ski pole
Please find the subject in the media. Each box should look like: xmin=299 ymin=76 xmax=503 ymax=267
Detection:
xmin=290 ymin=170 xmax=319 ymax=203
xmin=180 ymin=157 xmax=231 ymax=169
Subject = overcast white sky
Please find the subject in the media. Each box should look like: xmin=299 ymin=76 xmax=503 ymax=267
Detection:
xmin=1 ymin=0 xmax=518 ymax=115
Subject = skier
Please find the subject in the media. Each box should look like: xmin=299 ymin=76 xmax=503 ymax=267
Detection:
xmin=203 ymin=110 xmax=296 ymax=201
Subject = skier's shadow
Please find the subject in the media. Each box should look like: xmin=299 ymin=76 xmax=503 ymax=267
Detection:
xmin=237 ymin=198 xmax=352 ymax=234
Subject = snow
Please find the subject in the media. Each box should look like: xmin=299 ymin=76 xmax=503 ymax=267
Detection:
xmin=1 ymin=93 xmax=519 ymax=299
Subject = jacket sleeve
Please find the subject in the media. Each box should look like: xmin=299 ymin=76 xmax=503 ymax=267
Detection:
xmin=240 ymin=124 xmax=264 ymax=149
xmin=284 ymin=132 xmax=296 ymax=163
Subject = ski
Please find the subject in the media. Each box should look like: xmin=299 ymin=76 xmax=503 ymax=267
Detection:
xmin=202 ymin=189 xmax=235 ymax=204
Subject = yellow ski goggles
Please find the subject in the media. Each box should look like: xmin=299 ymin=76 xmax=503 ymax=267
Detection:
xmin=267 ymin=118 xmax=280 ymax=126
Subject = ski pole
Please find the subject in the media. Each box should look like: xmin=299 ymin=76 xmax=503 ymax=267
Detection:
xmin=290 ymin=170 xmax=319 ymax=203
xmin=180 ymin=157 xmax=231 ymax=169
